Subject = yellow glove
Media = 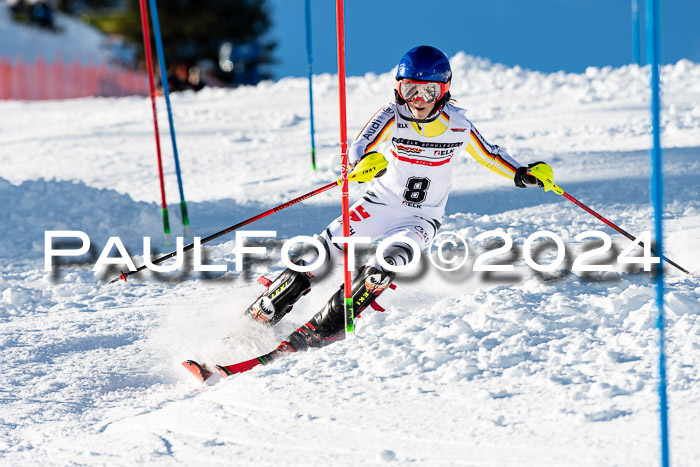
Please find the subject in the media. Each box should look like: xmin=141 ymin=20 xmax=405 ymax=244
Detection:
xmin=346 ymin=152 xmax=387 ymax=183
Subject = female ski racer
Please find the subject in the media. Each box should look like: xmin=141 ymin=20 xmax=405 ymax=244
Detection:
xmin=243 ymin=45 xmax=547 ymax=358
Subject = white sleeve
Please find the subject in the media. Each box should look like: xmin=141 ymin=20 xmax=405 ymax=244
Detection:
xmin=464 ymin=123 xmax=522 ymax=179
xmin=348 ymin=104 xmax=396 ymax=165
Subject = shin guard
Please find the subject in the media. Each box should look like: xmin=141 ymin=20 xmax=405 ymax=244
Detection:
xmin=285 ymin=266 xmax=395 ymax=352
xmin=246 ymin=264 xmax=313 ymax=326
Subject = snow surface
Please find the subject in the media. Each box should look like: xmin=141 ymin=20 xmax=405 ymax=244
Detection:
xmin=1 ymin=54 xmax=700 ymax=466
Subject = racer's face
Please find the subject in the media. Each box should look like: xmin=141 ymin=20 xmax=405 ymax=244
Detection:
xmin=407 ymin=99 xmax=435 ymax=120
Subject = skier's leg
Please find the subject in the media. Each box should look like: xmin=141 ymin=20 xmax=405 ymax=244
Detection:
xmin=365 ymin=218 xmax=437 ymax=271
xmin=302 ymin=197 xmax=402 ymax=280
xmin=245 ymin=198 xmax=403 ymax=327
xmin=244 ymin=212 xmax=365 ymax=327
xmin=245 ymin=260 xmax=314 ymax=326
xmin=282 ymin=264 xmax=395 ymax=352
xmin=277 ymin=215 xmax=438 ymax=347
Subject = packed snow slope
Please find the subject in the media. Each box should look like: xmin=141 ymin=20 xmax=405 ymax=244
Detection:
xmin=1 ymin=54 xmax=700 ymax=466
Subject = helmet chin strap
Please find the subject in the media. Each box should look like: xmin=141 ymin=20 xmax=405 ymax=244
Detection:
xmin=396 ymin=103 xmax=444 ymax=123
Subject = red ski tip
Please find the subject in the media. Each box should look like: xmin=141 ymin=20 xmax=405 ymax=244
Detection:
xmin=215 ymin=357 xmax=263 ymax=378
xmin=182 ymin=360 xmax=213 ymax=384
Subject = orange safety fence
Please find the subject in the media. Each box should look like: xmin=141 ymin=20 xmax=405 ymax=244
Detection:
xmin=0 ymin=55 xmax=149 ymax=100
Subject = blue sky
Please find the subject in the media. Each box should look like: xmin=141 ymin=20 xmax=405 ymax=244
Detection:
xmin=266 ymin=0 xmax=700 ymax=79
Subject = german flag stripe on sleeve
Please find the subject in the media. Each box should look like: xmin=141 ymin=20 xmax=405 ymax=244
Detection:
xmin=468 ymin=130 xmax=517 ymax=175
xmin=366 ymin=117 xmax=395 ymax=151
xmin=465 ymin=145 xmax=513 ymax=178
xmin=439 ymin=111 xmax=450 ymax=125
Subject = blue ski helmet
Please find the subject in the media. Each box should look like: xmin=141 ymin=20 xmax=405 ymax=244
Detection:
xmin=396 ymin=46 xmax=452 ymax=83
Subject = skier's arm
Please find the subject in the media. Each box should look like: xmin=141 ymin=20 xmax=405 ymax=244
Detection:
xmin=464 ymin=126 xmax=520 ymax=179
xmin=349 ymin=104 xmax=396 ymax=165
xmin=464 ymin=125 xmax=550 ymax=188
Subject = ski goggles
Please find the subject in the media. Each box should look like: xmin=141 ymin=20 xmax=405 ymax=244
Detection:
xmin=395 ymin=79 xmax=450 ymax=103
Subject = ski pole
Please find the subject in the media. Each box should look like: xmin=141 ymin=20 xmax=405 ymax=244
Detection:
xmin=528 ymin=164 xmax=691 ymax=275
xmin=109 ymin=153 xmax=388 ymax=284
xmin=110 ymin=180 xmax=337 ymax=283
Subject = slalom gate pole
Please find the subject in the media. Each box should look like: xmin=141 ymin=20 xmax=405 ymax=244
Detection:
xmin=109 ymin=180 xmax=340 ymax=284
xmin=562 ymin=191 xmax=690 ymax=275
xmin=305 ymin=0 xmax=317 ymax=171
xmin=632 ymin=0 xmax=641 ymax=65
xmin=335 ymin=0 xmax=353 ymax=335
xmin=647 ymin=0 xmax=670 ymax=464
xmin=138 ymin=0 xmax=171 ymax=246
xmin=148 ymin=0 xmax=192 ymax=237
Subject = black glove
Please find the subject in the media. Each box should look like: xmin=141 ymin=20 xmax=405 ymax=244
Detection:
xmin=514 ymin=161 xmax=546 ymax=188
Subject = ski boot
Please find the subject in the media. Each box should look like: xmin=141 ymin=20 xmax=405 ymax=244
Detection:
xmin=245 ymin=262 xmax=313 ymax=326
xmin=284 ymin=265 xmax=395 ymax=352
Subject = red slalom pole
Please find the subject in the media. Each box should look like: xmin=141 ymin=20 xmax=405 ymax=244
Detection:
xmin=335 ymin=0 xmax=353 ymax=335
xmin=138 ymin=0 xmax=171 ymax=246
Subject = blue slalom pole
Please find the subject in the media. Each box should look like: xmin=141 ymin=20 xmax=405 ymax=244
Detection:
xmin=632 ymin=0 xmax=641 ymax=65
xmin=305 ymin=0 xmax=317 ymax=171
xmin=646 ymin=0 xmax=669 ymax=465
xmin=148 ymin=0 xmax=191 ymax=237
